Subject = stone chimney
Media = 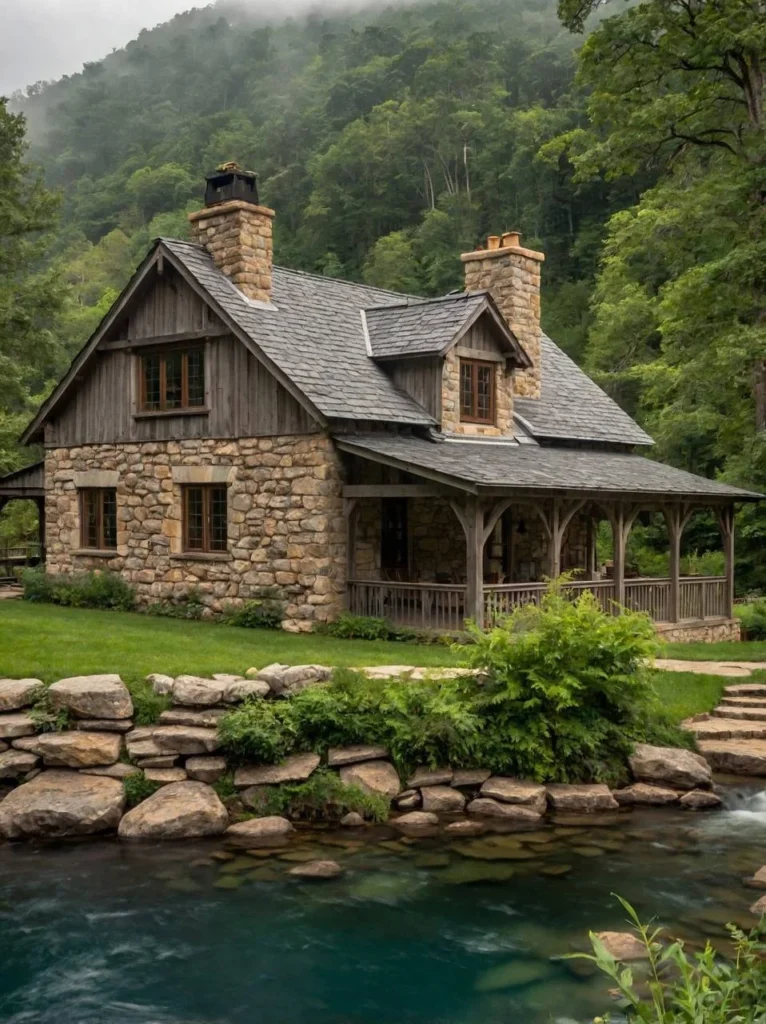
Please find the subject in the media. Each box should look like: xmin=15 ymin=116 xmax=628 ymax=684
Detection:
xmin=461 ymin=231 xmax=544 ymax=398
xmin=188 ymin=164 xmax=275 ymax=303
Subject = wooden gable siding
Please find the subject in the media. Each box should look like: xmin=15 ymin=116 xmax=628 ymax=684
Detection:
xmin=387 ymin=358 xmax=442 ymax=419
xmin=123 ymin=267 xmax=212 ymax=339
xmin=454 ymin=316 xmax=508 ymax=358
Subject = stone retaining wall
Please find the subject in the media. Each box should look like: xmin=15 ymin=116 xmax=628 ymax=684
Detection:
xmin=655 ymin=618 xmax=741 ymax=644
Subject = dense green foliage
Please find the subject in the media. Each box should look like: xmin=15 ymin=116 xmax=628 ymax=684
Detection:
xmin=220 ymin=585 xmax=689 ymax=782
xmin=735 ymin=600 xmax=766 ymax=641
xmin=123 ymin=771 xmax=162 ymax=808
xmin=27 ymin=684 xmax=71 ymax=733
xmin=22 ymin=567 xmax=136 ymax=611
xmin=222 ymin=591 xmax=286 ymax=630
xmin=125 ymin=677 xmax=172 ymax=726
xmin=253 ymin=768 xmax=390 ymax=823
xmin=580 ymin=896 xmax=766 ymax=1023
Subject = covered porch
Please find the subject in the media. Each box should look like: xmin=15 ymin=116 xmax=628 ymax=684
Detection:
xmin=336 ymin=434 xmax=756 ymax=635
xmin=0 ymin=462 xmax=46 ymax=581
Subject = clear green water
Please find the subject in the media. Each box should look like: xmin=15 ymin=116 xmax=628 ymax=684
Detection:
xmin=2 ymin=786 xmax=765 ymax=1024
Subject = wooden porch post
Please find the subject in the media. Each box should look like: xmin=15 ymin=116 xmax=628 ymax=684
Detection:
xmin=35 ymin=496 xmax=46 ymax=563
xmin=605 ymin=503 xmax=640 ymax=610
xmin=716 ymin=504 xmax=736 ymax=618
xmin=534 ymin=498 xmax=585 ymax=580
xmin=343 ymin=498 xmax=360 ymax=609
xmin=663 ymin=504 xmax=692 ymax=623
xmin=449 ymin=497 xmax=512 ymax=628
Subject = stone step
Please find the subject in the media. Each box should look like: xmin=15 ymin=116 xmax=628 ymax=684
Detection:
xmin=697 ymin=739 xmax=766 ymax=776
xmin=720 ymin=696 xmax=766 ymax=709
xmin=723 ymin=683 xmax=766 ymax=698
xmin=684 ymin=718 xmax=766 ymax=741
xmin=713 ymin=706 xmax=766 ymax=722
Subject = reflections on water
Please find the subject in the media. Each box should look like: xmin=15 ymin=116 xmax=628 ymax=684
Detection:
xmin=1 ymin=786 xmax=766 ymax=1024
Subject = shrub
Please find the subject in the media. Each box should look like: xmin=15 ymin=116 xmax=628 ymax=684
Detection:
xmin=288 ymin=668 xmax=387 ymax=752
xmin=212 ymin=772 xmax=237 ymax=801
xmin=28 ymin=685 xmax=71 ymax=732
xmin=577 ymin=896 xmax=766 ymax=1023
xmin=736 ymin=599 xmax=766 ymax=640
xmin=147 ymin=587 xmax=206 ymax=620
xmin=218 ymin=698 xmax=297 ymax=765
xmin=22 ymin=568 xmax=135 ymax=611
xmin=123 ymin=771 xmax=162 ymax=808
xmin=461 ymin=581 xmax=663 ymax=784
xmin=260 ymin=768 xmax=389 ymax=823
xmin=126 ymin=678 xmax=171 ymax=726
xmin=223 ymin=588 xmax=285 ymax=630
xmin=325 ymin=612 xmax=417 ymax=642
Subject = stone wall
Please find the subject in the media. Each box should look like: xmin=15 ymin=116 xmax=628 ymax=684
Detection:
xmin=440 ymin=348 xmax=514 ymax=437
xmin=654 ymin=618 xmax=741 ymax=643
xmin=44 ymin=435 xmax=345 ymax=632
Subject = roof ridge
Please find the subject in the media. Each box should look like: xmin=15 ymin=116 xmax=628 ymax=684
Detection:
xmin=364 ymin=291 xmax=487 ymax=313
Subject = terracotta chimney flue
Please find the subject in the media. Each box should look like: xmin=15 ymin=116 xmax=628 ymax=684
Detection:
xmin=501 ymin=231 xmax=521 ymax=248
xmin=487 ymin=235 xmax=501 ymax=250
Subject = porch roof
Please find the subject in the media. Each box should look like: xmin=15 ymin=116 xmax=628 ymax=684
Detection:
xmin=335 ymin=434 xmax=762 ymax=502
xmin=0 ymin=461 xmax=45 ymax=499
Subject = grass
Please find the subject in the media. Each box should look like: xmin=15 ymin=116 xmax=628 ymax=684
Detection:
xmin=648 ymin=670 xmax=725 ymax=723
xmin=0 ymin=601 xmax=460 ymax=686
xmin=662 ymin=640 xmax=766 ymax=661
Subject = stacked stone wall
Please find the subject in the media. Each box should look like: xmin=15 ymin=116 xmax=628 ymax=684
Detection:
xmin=440 ymin=348 xmax=514 ymax=437
xmin=188 ymin=201 xmax=274 ymax=303
xmin=44 ymin=435 xmax=344 ymax=632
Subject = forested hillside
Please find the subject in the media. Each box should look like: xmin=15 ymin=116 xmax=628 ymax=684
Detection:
xmin=3 ymin=0 xmax=765 ymax=583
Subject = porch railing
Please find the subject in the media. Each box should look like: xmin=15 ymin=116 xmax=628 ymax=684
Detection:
xmin=348 ymin=575 xmax=729 ymax=631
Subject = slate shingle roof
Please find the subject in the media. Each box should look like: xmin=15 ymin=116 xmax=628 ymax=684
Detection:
xmin=163 ymin=239 xmax=436 ymax=426
xmin=514 ymin=335 xmax=653 ymax=447
xmin=336 ymin=433 xmax=761 ymax=499
xmin=364 ymin=292 xmax=490 ymax=359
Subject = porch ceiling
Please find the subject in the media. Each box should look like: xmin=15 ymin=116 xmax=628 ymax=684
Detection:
xmin=335 ymin=434 xmax=763 ymax=503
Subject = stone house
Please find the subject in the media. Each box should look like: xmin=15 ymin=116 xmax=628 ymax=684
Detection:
xmin=1 ymin=166 xmax=759 ymax=638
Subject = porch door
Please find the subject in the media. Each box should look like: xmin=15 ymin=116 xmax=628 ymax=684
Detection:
xmin=381 ymin=498 xmax=409 ymax=577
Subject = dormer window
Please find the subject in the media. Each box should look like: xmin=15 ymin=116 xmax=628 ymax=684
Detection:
xmin=459 ymin=359 xmax=495 ymax=424
xmin=140 ymin=349 xmax=205 ymax=412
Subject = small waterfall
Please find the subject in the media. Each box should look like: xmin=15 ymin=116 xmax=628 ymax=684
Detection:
xmin=719 ymin=784 xmax=766 ymax=820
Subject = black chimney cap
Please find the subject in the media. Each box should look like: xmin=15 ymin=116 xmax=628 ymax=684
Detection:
xmin=204 ymin=163 xmax=259 ymax=207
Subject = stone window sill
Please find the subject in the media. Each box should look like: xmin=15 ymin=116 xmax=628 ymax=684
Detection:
xmin=133 ymin=408 xmax=210 ymax=420
xmin=73 ymin=548 xmax=119 ymax=558
xmin=170 ymin=552 xmax=232 ymax=563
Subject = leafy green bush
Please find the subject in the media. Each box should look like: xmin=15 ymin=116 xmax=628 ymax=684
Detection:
xmin=123 ymin=771 xmax=162 ymax=808
xmin=218 ymin=698 xmax=297 ymax=765
xmin=736 ymin=599 xmax=766 ymax=640
xmin=578 ymin=896 xmax=766 ymax=1023
xmin=460 ymin=582 xmax=664 ymax=784
xmin=259 ymin=768 xmax=389 ymax=823
xmin=212 ymin=772 xmax=237 ymax=801
xmin=22 ymin=567 xmax=135 ymax=611
xmin=287 ymin=668 xmax=387 ymax=752
xmin=325 ymin=612 xmax=417 ymax=642
xmin=223 ymin=589 xmax=285 ymax=630
xmin=28 ymin=685 xmax=71 ymax=732
xmin=126 ymin=678 xmax=171 ymax=726
xmin=146 ymin=586 xmax=206 ymax=620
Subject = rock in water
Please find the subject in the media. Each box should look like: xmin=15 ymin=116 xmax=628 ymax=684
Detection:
xmin=0 ymin=679 xmax=42 ymax=712
xmin=595 ymin=932 xmax=649 ymax=961
xmin=390 ymin=811 xmax=439 ymax=829
xmin=340 ymin=811 xmax=365 ymax=827
xmin=421 ymin=785 xmax=466 ymax=813
xmin=466 ymin=798 xmax=542 ymax=822
xmin=546 ymin=785 xmax=619 ymax=813
xmin=288 ymin=860 xmax=344 ymax=879
xmin=48 ymin=675 xmax=133 ymax=720
xmin=118 ymin=781 xmax=228 ymax=840
xmin=224 ymin=816 xmax=294 ymax=847
xmin=339 ymin=760 xmax=401 ymax=799
xmin=612 ymin=783 xmax=680 ymax=806
xmin=679 ymin=790 xmax=722 ymax=810
xmin=0 ymin=770 xmax=125 ymax=839
xmin=629 ymin=744 xmax=712 ymax=790
xmin=480 ymin=777 xmax=547 ymax=813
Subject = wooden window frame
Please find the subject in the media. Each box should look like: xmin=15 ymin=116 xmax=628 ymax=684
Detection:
xmin=79 ymin=488 xmax=117 ymax=550
xmin=459 ymin=358 xmax=496 ymax=424
xmin=138 ymin=346 xmax=205 ymax=413
xmin=182 ymin=484 xmax=228 ymax=554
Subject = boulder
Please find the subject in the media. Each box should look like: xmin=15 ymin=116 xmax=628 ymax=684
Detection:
xmin=612 ymin=784 xmax=680 ymax=807
xmin=159 ymin=708 xmax=226 ymax=728
xmin=118 ymin=781 xmax=228 ymax=840
xmin=421 ymin=785 xmax=466 ymax=813
xmin=125 ymin=736 xmax=164 ymax=760
xmin=327 ymin=744 xmax=389 ymax=767
xmin=451 ymin=769 xmax=492 ymax=788
xmin=0 ymin=749 xmax=39 ymax=779
xmin=146 ymin=673 xmax=174 ymax=695
xmin=546 ymin=784 xmax=619 ymax=813
xmin=288 ymin=859 xmax=344 ymax=879
xmin=339 ymin=760 xmax=400 ymax=799
xmin=407 ymin=767 xmax=454 ymax=788
xmin=679 ymin=789 xmax=722 ymax=811
xmin=596 ymin=932 xmax=649 ymax=961
xmin=18 ymin=731 xmax=122 ymax=768
xmin=745 ymin=866 xmax=766 ymax=890
xmin=340 ymin=811 xmax=365 ymax=827
xmin=172 ymin=676 xmax=225 ymax=707
xmin=246 ymin=663 xmax=288 ymax=686
xmin=750 ymin=895 xmax=766 ymax=916
xmin=152 ymin=725 xmax=220 ymax=755
xmin=234 ymin=753 xmax=320 ymax=788
xmin=73 ymin=719 xmax=133 ymax=733
xmin=0 ymin=713 xmax=36 ymax=739
xmin=391 ymin=811 xmax=439 ymax=829
xmin=394 ymin=789 xmax=421 ymax=810
xmin=0 ymin=770 xmax=125 ymax=839
xmin=224 ymin=816 xmax=294 ymax=847
xmin=466 ymin=798 xmax=542 ymax=821
xmin=144 ymin=768 xmax=188 ymax=786
xmin=185 ymin=756 xmax=227 ymax=784
xmin=480 ymin=777 xmax=547 ymax=813
xmin=48 ymin=674 xmax=133 ymax=720
xmin=629 ymin=743 xmax=711 ymax=790
xmin=270 ymin=665 xmax=332 ymax=697
xmin=222 ymin=680 xmax=271 ymax=703
xmin=80 ymin=763 xmax=140 ymax=779
xmin=444 ymin=819 xmax=485 ymax=836
xmin=0 ymin=679 xmax=42 ymax=712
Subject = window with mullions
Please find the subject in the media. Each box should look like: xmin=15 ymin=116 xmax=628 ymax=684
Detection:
xmin=459 ymin=359 xmax=495 ymax=424
xmin=182 ymin=485 xmax=228 ymax=553
xmin=140 ymin=349 xmax=205 ymax=411
xmin=80 ymin=489 xmax=117 ymax=550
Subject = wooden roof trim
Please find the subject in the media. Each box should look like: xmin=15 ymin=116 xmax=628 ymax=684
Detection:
xmin=335 ymin=438 xmax=478 ymax=493
xmin=439 ymin=295 xmax=533 ymax=368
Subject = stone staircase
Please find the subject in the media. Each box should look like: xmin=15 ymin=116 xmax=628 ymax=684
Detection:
xmin=684 ymin=684 xmax=766 ymax=776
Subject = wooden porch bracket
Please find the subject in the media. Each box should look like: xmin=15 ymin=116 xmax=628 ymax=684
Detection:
xmin=448 ymin=496 xmax=515 ymax=628
xmin=529 ymin=498 xmax=586 ymax=578
xmin=602 ymin=503 xmax=642 ymax=609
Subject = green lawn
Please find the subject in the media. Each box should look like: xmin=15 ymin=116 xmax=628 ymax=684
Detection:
xmin=648 ymin=671 xmax=725 ymax=722
xmin=662 ymin=641 xmax=766 ymax=661
xmin=0 ymin=601 xmax=460 ymax=686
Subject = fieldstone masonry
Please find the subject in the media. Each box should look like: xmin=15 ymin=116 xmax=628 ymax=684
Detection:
xmin=45 ymin=435 xmax=345 ymax=631
xmin=188 ymin=200 xmax=274 ymax=304
xmin=441 ymin=346 xmax=514 ymax=437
